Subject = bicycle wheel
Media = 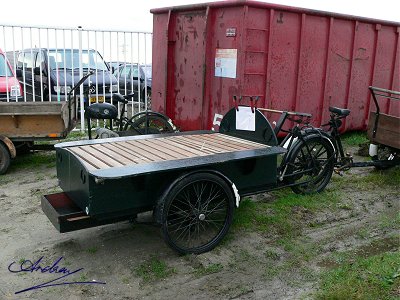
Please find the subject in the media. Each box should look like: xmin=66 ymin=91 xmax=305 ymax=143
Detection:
xmin=161 ymin=173 xmax=235 ymax=254
xmin=285 ymin=136 xmax=335 ymax=194
xmin=124 ymin=114 xmax=175 ymax=135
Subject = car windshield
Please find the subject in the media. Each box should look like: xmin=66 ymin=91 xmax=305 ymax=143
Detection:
xmin=47 ymin=49 xmax=108 ymax=71
xmin=0 ymin=54 xmax=13 ymax=77
xmin=116 ymin=64 xmax=140 ymax=78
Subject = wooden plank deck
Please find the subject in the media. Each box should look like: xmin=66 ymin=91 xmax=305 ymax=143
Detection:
xmin=67 ymin=133 xmax=268 ymax=171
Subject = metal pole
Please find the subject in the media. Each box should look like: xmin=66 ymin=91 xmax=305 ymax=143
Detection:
xmin=78 ymin=26 xmax=85 ymax=132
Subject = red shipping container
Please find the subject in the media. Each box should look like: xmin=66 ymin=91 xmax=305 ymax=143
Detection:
xmin=151 ymin=1 xmax=400 ymax=132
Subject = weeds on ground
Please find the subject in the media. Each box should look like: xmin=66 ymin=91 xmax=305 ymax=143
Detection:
xmin=135 ymin=257 xmax=175 ymax=283
xmin=333 ymin=167 xmax=400 ymax=190
xmin=9 ymin=151 xmax=56 ymax=171
xmin=340 ymin=131 xmax=368 ymax=147
xmin=315 ymin=251 xmax=400 ymax=300
xmin=194 ymin=263 xmax=223 ymax=277
xmin=232 ymin=189 xmax=340 ymax=238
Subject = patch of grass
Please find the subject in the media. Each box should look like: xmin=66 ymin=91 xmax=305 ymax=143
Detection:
xmin=122 ymin=277 xmax=130 ymax=284
xmin=0 ymin=175 xmax=12 ymax=185
xmin=334 ymin=167 xmax=400 ymax=190
xmin=315 ymin=251 xmax=400 ymax=300
xmin=264 ymin=249 xmax=281 ymax=260
xmin=379 ymin=213 xmax=400 ymax=230
xmin=86 ymin=247 xmax=98 ymax=254
xmin=194 ymin=263 xmax=223 ymax=277
xmin=135 ymin=257 xmax=175 ymax=282
xmin=341 ymin=131 xmax=368 ymax=147
xmin=65 ymin=130 xmax=88 ymax=140
xmin=78 ymin=273 xmax=88 ymax=282
xmin=233 ymin=190 xmax=340 ymax=238
xmin=356 ymin=228 xmax=370 ymax=239
xmin=10 ymin=151 xmax=56 ymax=171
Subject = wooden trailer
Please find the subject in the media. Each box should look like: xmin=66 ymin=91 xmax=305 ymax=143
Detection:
xmin=0 ymin=99 xmax=78 ymax=174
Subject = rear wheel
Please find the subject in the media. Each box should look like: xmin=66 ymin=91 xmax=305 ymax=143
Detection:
xmin=285 ymin=136 xmax=335 ymax=194
xmin=161 ymin=173 xmax=235 ymax=254
xmin=0 ymin=143 xmax=11 ymax=175
xmin=124 ymin=113 xmax=175 ymax=135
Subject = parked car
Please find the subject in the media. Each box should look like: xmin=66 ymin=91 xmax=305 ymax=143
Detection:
xmin=141 ymin=64 xmax=152 ymax=88
xmin=111 ymin=62 xmax=151 ymax=102
xmin=0 ymin=49 xmax=23 ymax=102
xmin=16 ymin=48 xmax=118 ymax=103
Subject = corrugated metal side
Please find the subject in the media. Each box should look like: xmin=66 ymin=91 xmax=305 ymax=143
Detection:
xmin=152 ymin=1 xmax=400 ymax=132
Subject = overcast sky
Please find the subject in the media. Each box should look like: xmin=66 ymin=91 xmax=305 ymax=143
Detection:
xmin=1 ymin=0 xmax=399 ymax=31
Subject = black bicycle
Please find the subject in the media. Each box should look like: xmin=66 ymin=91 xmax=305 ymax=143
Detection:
xmin=238 ymin=87 xmax=399 ymax=194
xmin=85 ymin=92 xmax=177 ymax=139
xmin=266 ymin=107 xmax=336 ymax=194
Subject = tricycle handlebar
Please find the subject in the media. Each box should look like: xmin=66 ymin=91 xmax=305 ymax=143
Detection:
xmin=258 ymin=107 xmax=312 ymax=118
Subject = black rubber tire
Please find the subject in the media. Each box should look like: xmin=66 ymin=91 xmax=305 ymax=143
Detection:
xmin=285 ymin=136 xmax=335 ymax=194
xmin=161 ymin=173 xmax=235 ymax=254
xmin=373 ymin=145 xmax=399 ymax=170
xmin=124 ymin=114 xmax=175 ymax=135
xmin=0 ymin=142 xmax=11 ymax=175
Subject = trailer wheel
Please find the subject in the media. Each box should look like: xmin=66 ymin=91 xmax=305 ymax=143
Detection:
xmin=0 ymin=143 xmax=11 ymax=175
xmin=285 ymin=136 xmax=335 ymax=194
xmin=161 ymin=173 xmax=234 ymax=254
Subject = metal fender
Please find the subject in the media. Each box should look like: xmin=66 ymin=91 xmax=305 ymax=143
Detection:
xmin=284 ymin=131 xmax=336 ymax=164
xmin=0 ymin=135 xmax=16 ymax=158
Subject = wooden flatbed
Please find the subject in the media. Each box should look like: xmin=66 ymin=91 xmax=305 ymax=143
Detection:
xmin=66 ymin=133 xmax=269 ymax=171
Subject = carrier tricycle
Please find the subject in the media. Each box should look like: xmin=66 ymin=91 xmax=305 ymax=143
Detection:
xmin=41 ymin=86 xmax=399 ymax=254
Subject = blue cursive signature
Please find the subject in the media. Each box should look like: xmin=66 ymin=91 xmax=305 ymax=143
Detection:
xmin=8 ymin=256 xmax=105 ymax=294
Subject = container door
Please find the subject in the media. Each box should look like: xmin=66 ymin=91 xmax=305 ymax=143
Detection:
xmin=166 ymin=11 xmax=206 ymax=130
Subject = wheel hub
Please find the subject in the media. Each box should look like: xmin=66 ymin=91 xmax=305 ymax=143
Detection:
xmin=198 ymin=213 xmax=206 ymax=221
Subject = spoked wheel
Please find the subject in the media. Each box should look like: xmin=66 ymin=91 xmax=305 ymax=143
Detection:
xmin=0 ymin=143 xmax=11 ymax=175
xmin=285 ymin=136 xmax=335 ymax=194
xmin=125 ymin=113 xmax=175 ymax=135
xmin=161 ymin=173 xmax=235 ymax=254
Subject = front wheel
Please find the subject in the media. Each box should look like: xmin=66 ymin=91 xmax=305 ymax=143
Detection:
xmin=161 ymin=173 xmax=235 ymax=254
xmin=285 ymin=136 xmax=335 ymax=194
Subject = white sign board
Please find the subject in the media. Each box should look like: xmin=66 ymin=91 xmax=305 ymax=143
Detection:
xmin=215 ymin=48 xmax=237 ymax=79
xmin=236 ymin=106 xmax=255 ymax=131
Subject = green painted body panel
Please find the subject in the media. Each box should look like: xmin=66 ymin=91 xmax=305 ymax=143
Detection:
xmin=55 ymin=132 xmax=284 ymax=220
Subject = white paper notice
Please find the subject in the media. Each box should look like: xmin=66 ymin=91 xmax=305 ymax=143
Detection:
xmin=215 ymin=48 xmax=237 ymax=79
xmin=236 ymin=106 xmax=255 ymax=131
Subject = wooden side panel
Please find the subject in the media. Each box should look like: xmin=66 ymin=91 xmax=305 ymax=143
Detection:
xmin=367 ymin=112 xmax=400 ymax=149
xmin=0 ymin=115 xmax=66 ymax=138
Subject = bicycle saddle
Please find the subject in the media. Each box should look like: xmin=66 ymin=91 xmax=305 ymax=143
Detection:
xmin=85 ymin=103 xmax=118 ymax=119
xmin=112 ymin=93 xmax=128 ymax=104
xmin=329 ymin=106 xmax=350 ymax=116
